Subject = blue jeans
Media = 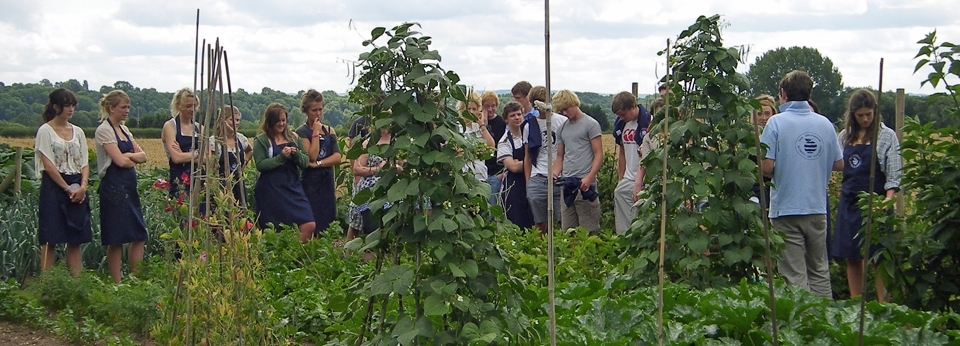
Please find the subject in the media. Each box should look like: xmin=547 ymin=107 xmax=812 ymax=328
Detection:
xmin=486 ymin=174 xmax=503 ymax=206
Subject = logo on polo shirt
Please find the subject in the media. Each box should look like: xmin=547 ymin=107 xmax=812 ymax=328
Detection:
xmin=795 ymin=132 xmax=824 ymax=159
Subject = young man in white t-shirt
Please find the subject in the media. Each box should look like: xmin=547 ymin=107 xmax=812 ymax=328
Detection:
xmin=521 ymin=85 xmax=567 ymax=233
xmin=610 ymin=91 xmax=644 ymax=234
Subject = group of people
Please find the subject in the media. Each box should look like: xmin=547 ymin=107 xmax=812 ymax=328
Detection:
xmin=759 ymin=71 xmax=901 ymax=301
xmin=159 ymin=88 xmax=341 ymax=244
xmin=483 ymin=82 xmax=606 ymax=234
xmin=36 ymin=71 xmax=900 ymax=300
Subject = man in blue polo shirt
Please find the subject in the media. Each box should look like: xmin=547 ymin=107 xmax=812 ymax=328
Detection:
xmin=760 ymin=70 xmax=843 ymax=298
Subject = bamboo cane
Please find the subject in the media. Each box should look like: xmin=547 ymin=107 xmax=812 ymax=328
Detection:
xmin=193 ymin=9 xmax=199 ymax=94
xmin=858 ymin=57 xmax=884 ymax=346
xmin=174 ymin=8 xmax=200 ymax=341
xmin=12 ymin=147 xmax=20 ymax=202
xmin=202 ymin=41 xmax=222 ymax=221
xmin=223 ymin=50 xmax=246 ymax=208
xmin=657 ymin=38 xmax=671 ymax=346
xmin=187 ymin=38 xmax=206 ymax=246
xmin=544 ymin=1 xmax=556 ymax=345
xmin=753 ymin=101 xmax=779 ymax=346
xmin=217 ymin=53 xmax=231 ymax=211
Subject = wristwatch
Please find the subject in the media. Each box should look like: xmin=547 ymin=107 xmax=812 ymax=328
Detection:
xmin=316 ymin=159 xmax=323 ymax=167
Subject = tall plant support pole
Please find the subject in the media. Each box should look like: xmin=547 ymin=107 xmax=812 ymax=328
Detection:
xmin=858 ymin=58 xmax=884 ymax=346
xmin=202 ymin=41 xmax=223 ymax=218
xmin=656 ymin=38 xmax=671 ymax=346
xmin=193 ymin=9 xmax=200 ymax=93
xmin=753 ymin=98 xmax=780 ymax=346
xmin=187 ymin=38 xmax=206 ymax=246
xmin=12 ymin=147 xmax=21 ymax=203
xmin=894 ymin=89 xmax=905 ymax=217
xmin=223 ymin=50 xmax=246 ymax=208
xmin=178 ymin=16 xmax=202 ymax=343
xmin=543 ymin=0 xmax=557 ymax=345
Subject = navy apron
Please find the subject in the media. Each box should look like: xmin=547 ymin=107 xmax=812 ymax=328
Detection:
xmin=169 ymin=117 xmax=200 ymax=197
xmin=98 ymin=120 xmax=148 ymax=245
xmin=217 ymin=136 xmax=246 ymax=204
xmin=831 ymin=143 xmax=887 ymax=260
xmin=254 ymin=139 xmax=314 ymax=229
xmin=501 ymin=132 xmax=534 ymax=229
xmin=39 ymin=172 xmax=92 ymax=245
xmin=301 ymin=126 xmax=337 ymax=236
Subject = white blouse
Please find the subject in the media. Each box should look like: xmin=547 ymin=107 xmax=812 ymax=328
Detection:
xmin=94 ymin=121 xmax=136 ymax=177
xmin=34 ymin=123 xmax=88 ymax=177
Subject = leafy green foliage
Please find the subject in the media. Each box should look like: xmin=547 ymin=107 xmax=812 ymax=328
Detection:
xmin=347 ymin=22 xmax=522 ymax=345
xmin=863 ymin=30 xmax=960 ymax=315
xmin=525 ymin=278 xmax=959 ymax=344
xmin=0 ymin=279 xmax=48 ymax=326
xmin=626 ymin=14 xmax=775 ymax=289
xmin=889 ymin=117 xmax=960 ymax=312
xmin=496 ymin=226 xmax=626 ymax=284
xmin=26 ymin=266 xmax=97 ymax=311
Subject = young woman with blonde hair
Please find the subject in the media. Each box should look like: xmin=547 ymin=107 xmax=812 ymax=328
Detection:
xmin=209 ymin=105 xmax=252 ymax=205
xmin=161 ymin=88 xmax=202 ymax=197
xmin=94 ymin=90 xmax=148 ymax=282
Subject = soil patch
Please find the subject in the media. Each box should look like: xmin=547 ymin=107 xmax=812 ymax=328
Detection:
xmin=0 ymin=321 xmax=65 ymax=346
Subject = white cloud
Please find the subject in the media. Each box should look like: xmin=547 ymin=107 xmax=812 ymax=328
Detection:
xmin=1 ymin=0 xmax=959 ymax=96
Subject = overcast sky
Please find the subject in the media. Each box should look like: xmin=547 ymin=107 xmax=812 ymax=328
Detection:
xmin=2 ymin=0 xmax=959 ymax=96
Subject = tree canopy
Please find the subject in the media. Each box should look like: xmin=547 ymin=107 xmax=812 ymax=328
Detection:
xmin=746 ymin=46 xmax=845 ymax=122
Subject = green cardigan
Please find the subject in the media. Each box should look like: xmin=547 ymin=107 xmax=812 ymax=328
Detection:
xmin=252 ymin=132 xmax=310 ymax=172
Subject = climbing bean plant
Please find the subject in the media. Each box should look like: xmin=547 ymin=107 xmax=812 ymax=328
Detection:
xmin=346 ymin=23 xmax=532 ymax=345
xmin=881 ymin=30 xmax=960 ymax=313
xmin=625 ymin=15 xmax=778 ymax=289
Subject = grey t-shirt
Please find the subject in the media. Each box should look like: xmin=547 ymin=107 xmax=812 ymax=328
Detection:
xmin=557 ymin=114 xmax=601 ymax=178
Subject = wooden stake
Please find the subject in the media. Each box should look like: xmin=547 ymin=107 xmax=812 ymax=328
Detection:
xmin=858 ymin=57 xmax=884 ymax=346
xmin=193 ymin=9 xmax=199 ymax=93
xmin=543 ymin=1 xmax=556 ymax=345
xmin=223 ymin=50 xmax=246 ymax=208
xmin=753 ymin=98 xmax=779 ymax=346
xmin=894 ymin=89 xmax=905 ymax=217
xmin=657 ymin=38 xmax=671 ymax=346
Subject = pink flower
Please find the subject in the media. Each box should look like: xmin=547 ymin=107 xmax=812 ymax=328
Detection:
xmin=180 ymin=173 xmax=191 ymax=186
xmin=153 ymin=179 xmax=171 ymax=190
xmin=199 ymin=251 xmax=207 ymax=263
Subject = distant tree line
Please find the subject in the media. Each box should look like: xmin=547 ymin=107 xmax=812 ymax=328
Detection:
xmin=5 ymin=63 xmax=951 ymax=135
xmin=0 ymin=79 xmax=360 ymax=131
xmin=0 ymin=81 xmax=623 ymax=133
